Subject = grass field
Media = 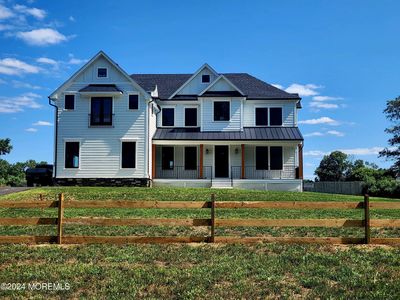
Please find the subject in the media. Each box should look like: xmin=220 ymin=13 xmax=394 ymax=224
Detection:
xmin=0 ymin=187 xmax=399 ymax=298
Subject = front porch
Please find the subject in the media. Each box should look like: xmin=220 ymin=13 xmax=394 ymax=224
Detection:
xmin=151 ymin=142 xmax=303 ymax=191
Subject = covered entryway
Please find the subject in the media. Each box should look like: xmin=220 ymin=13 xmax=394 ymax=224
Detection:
xmin=214 ymin=145 xmax=229 ymax=178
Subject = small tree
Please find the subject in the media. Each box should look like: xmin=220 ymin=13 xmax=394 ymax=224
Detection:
xmin=314 ymin=151 xmax=351 ymax=181
xmin=380 ymin=96 xmax=400 ymax=176
xmin=0 ymin=138 xmax=12 ymax=156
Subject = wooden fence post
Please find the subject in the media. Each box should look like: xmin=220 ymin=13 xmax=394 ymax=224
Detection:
xmin=57 ymin=193 xmax=64 ymax=244
xmin=210 ymin=193 xmax=215 ymax=243
xmin=364 ymin=194 xmax=370 ymax=244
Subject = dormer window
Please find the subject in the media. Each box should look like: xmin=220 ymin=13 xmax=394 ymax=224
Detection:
xmin=201 ymin=74 xmax=210 ymax=83
xmin=97 ymin=68 xmax=107 ymax=78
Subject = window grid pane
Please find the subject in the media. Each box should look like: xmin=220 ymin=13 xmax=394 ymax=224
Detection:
xmin=270 ymin=146 xmax=283 ymax=170
xmin=65 ymin=95 xmax=75 ymax=110
xmin=65 ymin=142 xmax=79 ymax=168
xmin=162 ymin=147 xmax=174 ymax=170
xmin=256 ymin=146 xmax=268 ymax=170
xmin=255 ymin=108 xmax=268 ymax=126
xmin=185 ymin=108 xmax=197 ymax=126
xmin=184 ymin=147 xmax=197 ymax=170
xmin=270 ymin=107 xmax=283 ymax=126
xmin=129 ymin=95 xmax=138 ymax=110
xmin=162 ymin=108 xmax=174 ymax=126
xmin=122 ymin=142 xmax=136 ymax=168
xmin=214 ymin=102 xmax=230 ymax=121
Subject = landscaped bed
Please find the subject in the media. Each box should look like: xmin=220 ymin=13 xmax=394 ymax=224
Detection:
xmin=0 ymin=187 xmax=399 ymax=298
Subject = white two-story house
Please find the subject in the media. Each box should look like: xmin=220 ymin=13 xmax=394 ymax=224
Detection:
xmin=49 ymin=51 xmax=304 ymax=191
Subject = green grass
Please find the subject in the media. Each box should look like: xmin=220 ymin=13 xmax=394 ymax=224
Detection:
xmin=0 ymin=187 xmax=399 ymax=298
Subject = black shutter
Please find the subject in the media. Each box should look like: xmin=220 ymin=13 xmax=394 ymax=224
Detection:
xmin=270 ymin=146 xmax=283 ymax=170
xmin=122 ymin=142 xmax=136 ymax=168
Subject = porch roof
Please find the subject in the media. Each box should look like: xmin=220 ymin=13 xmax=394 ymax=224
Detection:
xmin=153 ymin=127 xmax=303 ymax=141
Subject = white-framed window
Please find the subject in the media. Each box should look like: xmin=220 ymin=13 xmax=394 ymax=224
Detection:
xmin=161 ymin=107 xmax=175 ymax=126
xmin=213 ymin=101 xmax=230 ymax=121
xmin=64 ymin=94 xmax=75 ymax=110
xmin=121 ymin=141 xmax=136 ymax=168
xmin=128 ymin=94 xmax=139 ymax=110
xmin=255 ymin=107 xmax=283 ymax=126
xmin=65 ymin=141 xmax=80 ymax=169
xmin=255 ymin=146 xmax=283 ymax=170
xmin=201 ymin=74 xmax=210 ymax=83
xmin=97 ymin=67 xmax=108 ymax=78
xmin=184 ymin=107 xmax=198 ymax=127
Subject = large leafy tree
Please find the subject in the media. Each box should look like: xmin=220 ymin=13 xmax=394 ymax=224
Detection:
xmin=0 ymin=138 xmax=12 ymax=156
xmin=380 ymin=96 xmax=400 ymax=175
xmin=314 ymin=151 xmax=351 ymax=181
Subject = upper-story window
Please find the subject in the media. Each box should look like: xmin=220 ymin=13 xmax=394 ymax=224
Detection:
xmin=97 ymin=68 xmax=107 ymax=78
xmin=214 ymin=101 xmax=230 ymax=121
xmin=128 ymin=94 xmax=139 ymax=110
xmin=201 ymin=74 xmax=210 ymax=83
xmin=65 ymin=95 xmax=75 ymax=110
xmin=90 ymin=97 xmax=113 ymax=126
xmin=270 ymin=107 xmax=283 ymax=126
xmin=185 ymin=108 xmax=197 ymax=127
xmin=255 ymin=107 xmax=282 ymax=126
xmin=162 ymin=108 xmax=174 ymax=126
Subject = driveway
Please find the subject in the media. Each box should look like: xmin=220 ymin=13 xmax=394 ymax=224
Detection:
xmin=0 ymin=187 xmax=33 ymax=196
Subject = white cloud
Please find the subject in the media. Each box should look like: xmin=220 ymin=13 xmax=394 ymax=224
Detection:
xmin=16 ymin=28 xmax=67 ymax=46
xmin=13 ymin=4 xmax=46 ymax=20
xmin=0 ymin=4 xmax=14 ymax=20
xmin=0 ymin=24 xmax=13 ymax=31
xmin=25 ymin=127 xmax=38 ymax=132
xmin=285 ymin=83 xmax=322 ymax=97
xmin=299 ymin=117 xmax=338 ymax=125
xmin=271 ymin=83 xmax=283 ymax=89
xmin=33 ymin=120 xmax=52 ymax=126
xmin=12 ymin=80 xmax=42 ymax=90
xmin=327 ymin=130 xmax=345 ymax=137
xmin=303 ymin=132 xmax=324 ymax=137
xmin=69 ymin=16 xmax=75 ymax=22
xmin=312 ymin=96 xmax=343 ymax=101
xmin=36 ymin=57 xmax=58 ymax=66
xmin=309 ymin=102 xmax=339 ymax=109
xmin=0 ymin=58 xmax=40 ymax=75
xmin=304 ymin=150 xmax=328 ymax=157
xmin=0 ymin=93 xmax=42 ymax=113
xmin=68 ymin=57 xmax=87 ymax=65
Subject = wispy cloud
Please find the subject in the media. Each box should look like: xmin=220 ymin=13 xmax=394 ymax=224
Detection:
xmin=303 ymin=132 xmax=324 ymax=137
xmin=285 ymin=83 xmax=322 ymax=97
xmin=309 ymin=102 xmax=339 ymax=109
xmin=327 ymin=130 xmax=345 ymax=137
xmin=11 ymin=80 xmax=42 ymax=90
xmin=304 ymin=130 xmax=345 ymax=138
xmin=25 ymin=127 xmax=37 ymax=132
xmin=0 ymin=4 xmax=14 ymax=20
xmin=0 ymin=58 xmax=41 ymax=75
xmin=304 ymin=150 xmax=328 ymax=156
xmin=13 ymin=4 xmax=46 ymax=20
xmin=304 ymin=147 xmax=391 ymax=157
xmin=0 ymin=93 xmax=42 ymax=113
xmin=312 ymin=96 xmax=343 ymax=101
xmin=69 ymin=16 xmax=75 ymax=22
xmin=36 ymin=57 xmax=58 ymax=66
xmin=299 ymin=117 xmax=339 ymax=125
xmin=16 ymin=28 xmax=68 ymax=46
xmin=33 ymin=120 xmax=52 ymax=126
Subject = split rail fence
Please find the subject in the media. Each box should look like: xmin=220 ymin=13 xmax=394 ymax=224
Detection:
xmin=0 ymin=193 xmax=399 ymax=245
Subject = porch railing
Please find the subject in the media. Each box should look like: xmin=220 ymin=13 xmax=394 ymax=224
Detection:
xmin=231 ymin=166 xmax=296 ymax=180
xmin=156 ymin=166 xmax=212 ymax=182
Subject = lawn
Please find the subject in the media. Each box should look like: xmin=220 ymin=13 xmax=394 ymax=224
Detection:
xmin=0 ymin=187 xmax=399 ymax=298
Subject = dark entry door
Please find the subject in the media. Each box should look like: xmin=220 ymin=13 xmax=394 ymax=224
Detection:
xmin=215 ymin=146 xmax=229 ymax=178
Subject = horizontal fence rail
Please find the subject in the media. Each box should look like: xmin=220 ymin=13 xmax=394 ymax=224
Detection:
xmin=0 ymin=193 xmax=399 ymax=245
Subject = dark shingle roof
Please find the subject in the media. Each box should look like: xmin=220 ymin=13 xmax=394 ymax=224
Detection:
xmin=79 ymin=84 xmax=123 ymax=93
xmin=130 ymin=73 xmax=300 ymax=101
xmin=153 ymin=127 xmax=303 ymax=141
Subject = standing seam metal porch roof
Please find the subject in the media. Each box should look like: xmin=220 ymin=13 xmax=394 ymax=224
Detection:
xmin=153 ymin=127 xmax=303 ymax=141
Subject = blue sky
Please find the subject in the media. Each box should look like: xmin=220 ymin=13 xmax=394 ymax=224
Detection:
xmin=0 ymin=0 xmax=399 ymax=179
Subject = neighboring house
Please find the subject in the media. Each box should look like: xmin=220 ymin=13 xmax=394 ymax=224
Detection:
xmin=49 ymin=51 xmax=304 ymax=191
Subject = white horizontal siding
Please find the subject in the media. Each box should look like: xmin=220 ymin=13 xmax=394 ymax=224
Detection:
xmin=243 ymin=100 xmax=297 ymax=127
xmin=201 ymin=98 xmax=242 ymax=131
xmin=56 ymin=57 xmax=148 ymax=179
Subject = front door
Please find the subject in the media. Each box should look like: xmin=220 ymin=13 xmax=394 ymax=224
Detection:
xmin=215 ymin=146 xmax=229 ymax=178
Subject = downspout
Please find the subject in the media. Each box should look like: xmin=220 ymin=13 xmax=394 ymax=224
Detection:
xmin=147 ymin=98 xmax=160 ymax=183
xmin=48 ymin=97 xmax=58 ymax=179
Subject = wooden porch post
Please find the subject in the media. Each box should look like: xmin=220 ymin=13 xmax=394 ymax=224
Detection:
xmin=241 ymin=144 xmax=245 ymax=179
xmin=298 ymin=143 xmax=303 ymax=179
xmin=152 ymin=144 xmax=156 ymax=179
xmin=199 ymin=144 xmax=204 ymax=178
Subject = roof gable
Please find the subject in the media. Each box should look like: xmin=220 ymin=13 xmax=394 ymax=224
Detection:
xmin=49 ymin=51 xmax=150 ymax=100
xmin=199 ymin=75 xmax=244 ymax=96
xmin=169 ymin=63 xmax=218 ymax=99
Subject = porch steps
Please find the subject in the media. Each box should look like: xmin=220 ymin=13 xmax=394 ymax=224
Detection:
xmin=211 ymin=179 xmax=233 ymax=189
